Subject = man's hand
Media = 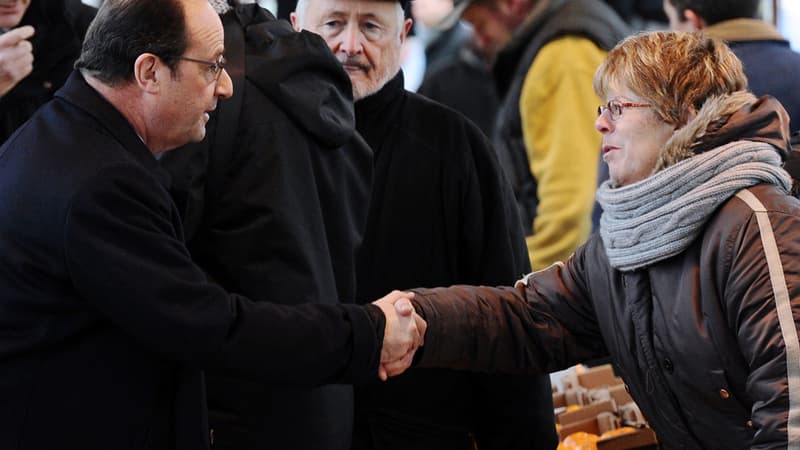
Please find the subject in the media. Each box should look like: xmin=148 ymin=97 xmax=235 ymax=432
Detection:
xmin=0 ymin=26 xmax=35 ymax=97
xmin=373 ymin=290 xmax=427 ymax=381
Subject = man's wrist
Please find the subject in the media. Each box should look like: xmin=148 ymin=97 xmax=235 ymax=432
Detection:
xmin=363 ymin=303 xmax=386 ymax=343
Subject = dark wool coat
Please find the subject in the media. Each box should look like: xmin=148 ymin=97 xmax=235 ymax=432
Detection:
xmin=419 ymin=45 xmax=499 ymax=137
xmin=160 ymin=6 xmax=372 ymax=450
xmin=0 ymin=72 xmax=382 ymax=450
xmin=352 ymin=71 xmax=558 ymax=450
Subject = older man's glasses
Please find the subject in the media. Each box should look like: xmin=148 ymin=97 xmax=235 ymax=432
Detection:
xmin=177 ymin=54 xmax=227 ymax=83
xmin=597 ymin=100 xmax=651 ymax=120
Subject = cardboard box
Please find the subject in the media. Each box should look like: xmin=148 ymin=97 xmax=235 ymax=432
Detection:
xmin=558 ymin=416 xmax=601 ymax=440
xmin=578 ymin=365 xmax=622 ymax=389
xmin=557 ymin=400 xmax=614 ymax=425
xmin=597 ymin=428 xmax=658 ymax=450
xmin=553 ymin=365 xmax=658 ymax=449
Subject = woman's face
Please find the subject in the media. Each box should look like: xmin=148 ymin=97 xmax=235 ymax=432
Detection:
xmin=595 ymin=86 xmax=675 ymax=187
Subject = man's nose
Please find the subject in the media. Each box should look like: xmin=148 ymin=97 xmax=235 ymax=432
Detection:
xmin=215 ymin=68 xmax=233 ymax=100
xmin=339 ymin=24 xmax=363 ymax=56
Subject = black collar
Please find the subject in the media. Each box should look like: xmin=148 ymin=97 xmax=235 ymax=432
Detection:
xmin=55 ymin=71 xmax=172 ymax=189
xmin=354 ymin=70 xmax=404 ymax=122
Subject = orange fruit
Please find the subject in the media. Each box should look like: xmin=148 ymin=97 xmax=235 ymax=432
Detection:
xmin=557 ymin=431 xmax=599 ymax=450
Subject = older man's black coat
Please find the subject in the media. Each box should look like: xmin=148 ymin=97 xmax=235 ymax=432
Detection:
xmin=0 ymin=72 xmax=382 ymax=450
xmin=352 ymin=72 xmax=558 ymax=450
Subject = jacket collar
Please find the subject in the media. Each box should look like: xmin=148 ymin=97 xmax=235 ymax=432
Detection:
xmin=353 ymin=70 xmax=405 ymax=158
xmin=705 ymin=18 xmax=787 ymax=43
xmin=54 ymin=71 xmax=172 ymax=189
xmin=354 ymin=70 xmax=404 ymax=118
xmin=656 ymin=92 xmax=792 ymax=172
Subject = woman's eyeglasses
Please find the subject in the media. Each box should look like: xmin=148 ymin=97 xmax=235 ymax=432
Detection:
xmin=597 ymin=100 xmax=651 ymax=120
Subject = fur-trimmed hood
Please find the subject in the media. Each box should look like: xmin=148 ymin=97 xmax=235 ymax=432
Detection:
xmin=654 ymin=92 xmax=792 ymax=172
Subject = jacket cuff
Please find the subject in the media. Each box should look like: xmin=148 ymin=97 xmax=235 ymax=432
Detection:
xmin=410 ymin=289 xmax=441 ymax=366
xmin=342 ymin=304 xmax=383 ymax=384
xmin=364 ymin=303 xmax=386 ymax=342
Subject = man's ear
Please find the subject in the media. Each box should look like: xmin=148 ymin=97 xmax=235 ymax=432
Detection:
xmin=133 ymin=53 xmax=162 ymax=94
xmin=684 ymin=8 xmax=707 ymax=30
xmin=289 ymin=12 xmax=301 ymax=31
xmin=399 ymin=17 xmax=413 ymax=44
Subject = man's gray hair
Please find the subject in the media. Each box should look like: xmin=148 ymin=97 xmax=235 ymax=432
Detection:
xmin=293 ymin=0 xmax=406 ymax=34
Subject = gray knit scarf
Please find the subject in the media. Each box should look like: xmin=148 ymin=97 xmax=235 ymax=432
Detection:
xmin=596 ymin=140 xmax=792 ymax=272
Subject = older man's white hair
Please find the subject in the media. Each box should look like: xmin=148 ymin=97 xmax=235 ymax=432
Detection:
xmin=293 ymin=0 xmax=406 ymax=34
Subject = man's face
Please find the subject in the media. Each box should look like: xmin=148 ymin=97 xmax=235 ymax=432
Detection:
xmin=663 ymin=0 xmax=694 ymax=31
xmin=292 ymin=0 xmax=411 ymax=100
xmin=461 ymin=1 xmax=514 ymax=59
xmin=152 ymin=0 xmax=232 ymax=152
xmin=412 ymin=0 xmax=454 ymax=29
xmin=0 ymin=0 xmax=31 ymax=29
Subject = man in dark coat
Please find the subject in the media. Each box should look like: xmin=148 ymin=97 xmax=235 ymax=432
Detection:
xmin=292 ymin=0 xmax=557 ymax=449
xmin=0 ymin=0 xmax=83 ymax=144
xmin=664 ymin=0 xmax=800 ymax=129
xmin=0 ymin=0 xmax=424 ymax=448
xmin=160 ymin=1 xmax=372 ymax=449
xmin=418 ymin=41 xmax=498 ymax=137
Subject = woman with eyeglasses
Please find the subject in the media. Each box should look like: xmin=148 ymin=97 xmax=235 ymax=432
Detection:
xmin=399 ymin=31 xmax=800 ymax=448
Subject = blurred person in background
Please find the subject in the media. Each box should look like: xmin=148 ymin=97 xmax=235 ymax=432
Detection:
xmin=417 ymin=36 xmax=498 ymax=136
xmin=0 ymin=0 xmax=83 ymax=143
xmin=416 ymin=0 xmax=498 ymax=136
xmin=604 ymin=0 xmax=666 ymax=29
xmin=412 ymin=0 xmax=471 ymax=75
xmin=438 ymin=0 xmax=630 ymax=271
xmin=664 ymin=0 xmax=800 ymax=129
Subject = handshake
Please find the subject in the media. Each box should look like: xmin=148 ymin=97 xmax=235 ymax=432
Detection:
xmin=373 ymin=291 xmax=427 ymax=381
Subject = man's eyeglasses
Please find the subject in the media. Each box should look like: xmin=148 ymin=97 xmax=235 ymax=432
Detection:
xmin=177 ymin=54 xmax=227 ymax=83
xmin=597 ymin=100 xmax=651 ymax=121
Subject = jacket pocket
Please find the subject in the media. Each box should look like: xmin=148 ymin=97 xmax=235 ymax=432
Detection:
xmin=702 ymin=369 xmax=753 ymax=446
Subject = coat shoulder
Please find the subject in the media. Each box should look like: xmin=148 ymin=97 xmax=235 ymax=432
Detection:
xmin=400 ymin=91 xmax=494 ymax=160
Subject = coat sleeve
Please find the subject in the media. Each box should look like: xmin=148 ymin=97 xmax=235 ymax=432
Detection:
xmin=62 ymin=163 xmax=381 ymax=386
xmin=725 ymin=206 xmax=800 ymax=449
xmin=411 ymin=244 xmax=608 ymax=373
